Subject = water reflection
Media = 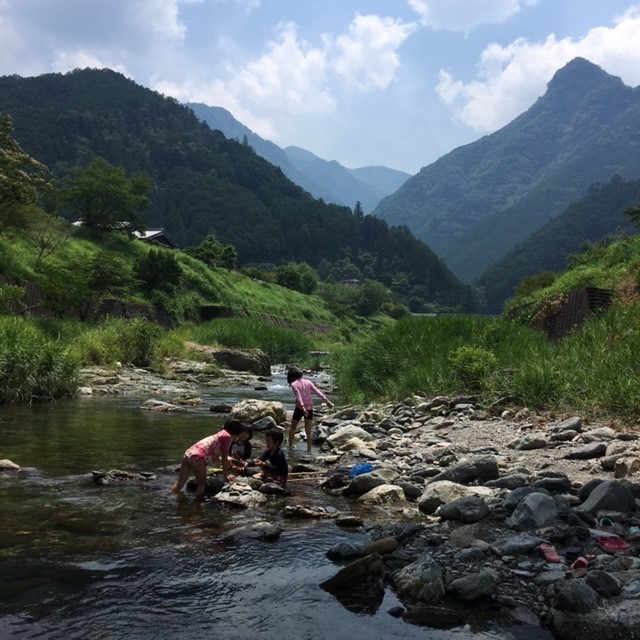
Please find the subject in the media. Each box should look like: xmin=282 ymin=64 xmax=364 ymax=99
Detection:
xmin=0 ymin=371 xmax=554 ymax=640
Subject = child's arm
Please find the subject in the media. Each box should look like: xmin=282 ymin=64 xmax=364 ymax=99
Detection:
xmin=310 ymin=381 xmax=334 ymax=408
xmin=221 ymin=451 xmax=234 ymax=482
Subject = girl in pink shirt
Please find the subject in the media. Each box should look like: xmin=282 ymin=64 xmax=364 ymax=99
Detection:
xmin=170 ymin=419 xmax=246 ymax=500
xmin=287 ymin=366 xmax=334 ymax=454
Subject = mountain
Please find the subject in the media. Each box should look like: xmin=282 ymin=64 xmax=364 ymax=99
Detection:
xmin=372 ymin=58 xmax=640 ymax=289
xmin=478 ymin=175 xmax=640 ymax=311
xmin=0 ymin=68 xmax=476 ymax=313
xmin=187 ymin=102 xmax=410 ymax=213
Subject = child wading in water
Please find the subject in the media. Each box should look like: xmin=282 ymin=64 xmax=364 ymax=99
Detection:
xmin=170 ymin=419 xmax=247 ymax=500
xmin=254 ymin=428 xmax=289 ymax=485
xmin=287 ymin=366 xmax=334 ymax=454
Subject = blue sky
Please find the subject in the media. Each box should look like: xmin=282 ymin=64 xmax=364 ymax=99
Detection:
xmin=1 ymin=1 xmax=640 ymax=174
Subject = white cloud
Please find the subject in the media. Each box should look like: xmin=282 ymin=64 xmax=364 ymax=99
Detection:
xmin=436 ymin=7 xmax=640 ymax=132
xmin=332 ymin=14 xmax=416 ymax=90
xmin=408 ymin=0 xmax=539 ymax=32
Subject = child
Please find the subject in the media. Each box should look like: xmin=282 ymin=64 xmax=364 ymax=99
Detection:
xmin=287 ymin=366 xmax=334 ymax=453
xmin=254 ymin=428 xmax=289 ymax=485
xmin=170 ymin=419 xmax=247 ymax=500
xmin=229 ymin=427 xmax=253 ymax=475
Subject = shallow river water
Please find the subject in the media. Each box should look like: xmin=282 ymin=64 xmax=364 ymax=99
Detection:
xmin=0 ymin=370 xmax=554 ymax=640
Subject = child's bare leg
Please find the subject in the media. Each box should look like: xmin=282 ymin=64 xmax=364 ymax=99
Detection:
xmin=192 ymin=458 xmax=207 ymax=500
xmin=171 ymin=458 xmax=192 ymax=493
xmin=288 ymin=418 xmax=300 ymax=449
xmin=304 ymin=418 xmax=313 ymax=453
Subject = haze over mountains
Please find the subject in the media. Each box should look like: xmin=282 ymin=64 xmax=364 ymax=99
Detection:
xmin=187 ymin=102 xmax=410 ymax=214
xmin=373 ymin=58 xmax=640 ymax=303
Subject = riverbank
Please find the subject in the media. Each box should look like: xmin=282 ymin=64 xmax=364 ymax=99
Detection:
xmin=70 ymin=360 xmax=640 ymax=639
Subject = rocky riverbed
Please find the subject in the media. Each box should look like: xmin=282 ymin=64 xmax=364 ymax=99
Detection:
xmin=27 ymin=360 xmax=640 ymax=639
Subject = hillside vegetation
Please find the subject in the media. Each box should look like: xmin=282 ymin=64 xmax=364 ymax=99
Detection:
xmin=478 ymin=175 xmax=640 ymax=312
xmin=335 ymin=232 xmax=640 ymax=418
xmin=0 ymin=68 xmax=475 ymax=315
xmin=373 ymin=58 xmax=640 ymax=304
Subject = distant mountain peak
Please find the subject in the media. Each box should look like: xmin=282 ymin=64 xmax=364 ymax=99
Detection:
xmin=547 ymin=57 xmax=622 ymax=91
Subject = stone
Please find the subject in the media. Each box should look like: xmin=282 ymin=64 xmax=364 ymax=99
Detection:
xmin=230 ymin=399 xmax=286 ymax=424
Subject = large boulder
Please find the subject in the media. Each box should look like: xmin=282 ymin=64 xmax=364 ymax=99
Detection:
xmin=185 ymin=342 xmax=271 ymax=375
xmin=231 ymin=399 xmax=287 ymax=425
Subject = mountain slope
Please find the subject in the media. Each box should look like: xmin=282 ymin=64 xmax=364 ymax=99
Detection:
xmin=187 ymin=102 xmax=410 ymax=212
xmin=372 ymin=58 xmax=640 ymax=286
xmin=477 ymin=176 xmax=640 ymax=312
xmin=0 ymin=68 xmax=475 ymax=313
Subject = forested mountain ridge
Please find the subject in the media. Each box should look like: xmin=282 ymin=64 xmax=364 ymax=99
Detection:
xmin=187 ymin=102 xmax=410 ymax=213
xmin=0 ymin=68 xmax=476 ymax=313
xmin=477 ymin=175 xmax=640 ymax=312
xmin=372 ymin=58 xmax=640 ymax=286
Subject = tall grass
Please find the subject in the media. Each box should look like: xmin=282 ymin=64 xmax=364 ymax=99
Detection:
xmin=0 ymin=316 xmax=80 ymax=404
xmin=179 ymin=318 xmax=313 ymax=364
xmin=66 ymin=317 xmax=161 ymax=367
xmin=332 ymin=306 xmax=640 ymax=418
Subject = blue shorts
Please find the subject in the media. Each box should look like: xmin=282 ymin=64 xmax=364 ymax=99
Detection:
xmin=293 ymin=407 xmax=313 ymax=421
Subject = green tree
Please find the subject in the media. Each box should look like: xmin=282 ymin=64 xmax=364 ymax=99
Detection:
xmin=356 ymin=279 xmax=390 ymax=315
xmin=624 ymin=204 xmax=640 ymax=229
xmin=274 ymin=262 xmax=318 ymax=294
xmin=63 ymin=157 xmax=150 ymax=232
xmin=186 ymin=233 xmax=224 ymax=268
xmin=0 ymin=114 xmax=49 ymax=224
xmin=23 ymin=207 xmax=72 ymax=261
xmin=135 ymin=248 xmax=181 ymax=293
xmin=220 ymin=244 xmax=238 ymax=271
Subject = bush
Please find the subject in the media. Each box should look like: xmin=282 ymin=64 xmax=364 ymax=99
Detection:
xmin=448 ymin=346 xmax=497 ymax=392
xmin=0 ymin=316 xmax=80 ymax=404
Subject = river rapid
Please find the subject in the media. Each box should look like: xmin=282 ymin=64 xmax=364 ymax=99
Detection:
xmin=0 ymin=368 xmax=551 ymax=640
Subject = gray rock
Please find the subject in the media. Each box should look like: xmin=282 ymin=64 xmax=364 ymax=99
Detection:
xmin=491 ymin=532 xmax=542 ymax=556
xmin=426 ymin=455 xmax=499 ymax=485
xmin=564 ymin=442 xmax=608 ymax=460
xmin=577 ymin=480 xmax=636 ymax=514
xmin=506 ymin=492 xmax=558 ymax=531
xmin=447 ymin=569 xmax=499 ymax=601
xmin=391 ymin=553 xmax=444 ymax=604
xmin=320 ymin=553 xmax=384 ymax=590
xmin=437 ymin=495 xmax=490 ymax=523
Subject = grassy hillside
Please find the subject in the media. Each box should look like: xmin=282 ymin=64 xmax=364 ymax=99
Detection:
xmin=477 ymin=176 xmax=640 ymax=312
xmin=0 ymin=69 xmax=477 ymax=314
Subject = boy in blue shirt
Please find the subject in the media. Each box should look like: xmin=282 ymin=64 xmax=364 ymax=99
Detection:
xmin=254 ymin=428 xmax=289 ymax=486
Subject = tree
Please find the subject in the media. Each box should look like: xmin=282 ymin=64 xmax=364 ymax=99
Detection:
xmin=62 ymin=157 xmax=150 ymax=233
xmin=135 ymin=248 xmax=181 ymax=293
xmin=274 ymin=262 xmax=318 ymax=294
xmin=23 ymin=207 xmax=72 ymax=261
xmin=624 ymin=204 xmax=640 ymax=229
xmin=220 ymin=245 xmax=238 ymax=271
xmin=356 ymin=279 xmax=390 ymax=315
xmin=0 ymin=114 xmax=49 ymax=223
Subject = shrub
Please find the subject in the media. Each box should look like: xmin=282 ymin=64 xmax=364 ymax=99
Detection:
xmin=0 ymin=316 xmax=80 ymax=404
xmin=448 ymin=346 xmax=498 ymax=392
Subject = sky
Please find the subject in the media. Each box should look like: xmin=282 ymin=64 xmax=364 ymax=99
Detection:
xmin=2 ymin=1 xmax=640 ymax=174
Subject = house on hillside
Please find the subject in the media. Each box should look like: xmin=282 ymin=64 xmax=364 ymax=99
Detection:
xmin=339 ymin=278 xmax=362 ymax=288
xmin=133 ymin=228 xmax=177 ymax=249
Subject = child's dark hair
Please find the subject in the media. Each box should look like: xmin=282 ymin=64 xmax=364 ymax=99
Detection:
xmin=286 ymin=366 xmax=303 ymax=385
xmin=265 ymin=428 xmax=284 ymax=446
xmin=224 ymin=419 xmax=247 ymax=436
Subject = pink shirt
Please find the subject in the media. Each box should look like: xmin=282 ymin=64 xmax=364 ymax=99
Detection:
xmin=184 ymin=430 xmax=231 ymax=462
xmin=291 ymin=377 xmax=329 ymax=410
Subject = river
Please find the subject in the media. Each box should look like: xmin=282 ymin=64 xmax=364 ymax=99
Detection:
xmin=0 ymin=368 xmax=554 ymax=640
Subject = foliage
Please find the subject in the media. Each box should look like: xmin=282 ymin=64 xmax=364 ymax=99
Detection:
xmin=0 ymin=69 xmax=477 ymax=314
xmin=479 ymin=176 xmax=640 ymax=312
xmin=177 ymin=318 xmax=312 ymax=364
xmin=448 ymin=346 xmax=497 ymax=392
xmin=274 ymin=262 xmax=318 ymax=294
xmin=61 ymin=157 xmax=150 ymax=233
xmin=624 ymin=204 xmax=640 ymax=229
xmin=0 ymin=284 xmax=24 ymax=314
xmin=0 ymin=114 xmax=49 ymax=217
xmin=374 ymin=58 xmax=640 ymax=293
xmin=0 ymin=315 xmax=79 ymax=404
xmin=134 ymin=247 xmax=182 ymax=293
xmin=186 ymin=233 xmax=237 ymax=270
xmin=66 ymin=317 xmax=160 ymax=367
